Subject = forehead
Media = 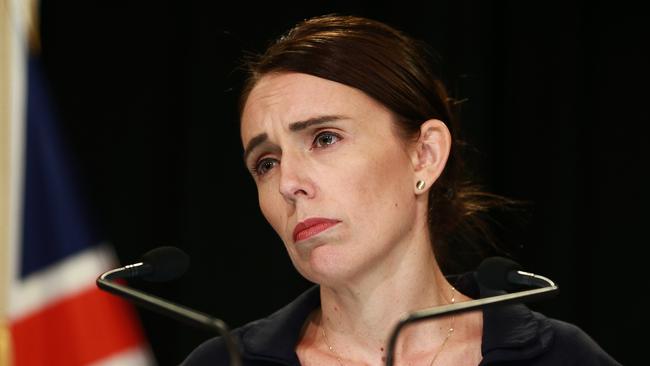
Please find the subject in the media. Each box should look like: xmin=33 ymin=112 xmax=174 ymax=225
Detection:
xmin=240 ymin=73 xmax=382 ymax=142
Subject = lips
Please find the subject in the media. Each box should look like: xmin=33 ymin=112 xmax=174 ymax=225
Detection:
xmin=293 ymin=218 xmax=340 ymax=243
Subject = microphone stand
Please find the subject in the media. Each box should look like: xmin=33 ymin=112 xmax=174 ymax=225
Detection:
xmin=97 ymin=268 xmax=242 ymax=366
xmin=384 ymin=284 xmax=558 ymax=366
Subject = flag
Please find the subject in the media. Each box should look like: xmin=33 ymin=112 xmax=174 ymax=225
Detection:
xmin=1 ymin=1 xmax=155 ymax=365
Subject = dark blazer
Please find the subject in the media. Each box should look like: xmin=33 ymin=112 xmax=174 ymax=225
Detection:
xmin=181 ymin=274 xmax=621 ymax=365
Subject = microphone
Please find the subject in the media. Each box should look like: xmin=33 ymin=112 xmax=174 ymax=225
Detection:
xmin=476 ymin=256 xmax=556 ymax=291
xmin=101 ymin=246 xmax=190 ymax=282
xmin=97 ymin=246 xmax=242 ymax=366
xmin=384 ymin=257 xmax=558 ymax=366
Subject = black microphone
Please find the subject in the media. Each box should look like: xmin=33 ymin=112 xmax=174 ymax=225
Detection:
xmin=384 ymin=257 xmax=559 ymax=366
xmin=97 ymin=246 xmax=242 ymax=366
xmin=102 ymin=246 xmax=190 ymax=282
xmin=477 ymin=256 xmax=557 ymax=291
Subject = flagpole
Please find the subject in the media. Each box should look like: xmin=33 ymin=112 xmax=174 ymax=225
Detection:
xmin=1 ymin=0 xmax=16 ymax=363
xmin=1 ymin=0 xmax=36 ymax=363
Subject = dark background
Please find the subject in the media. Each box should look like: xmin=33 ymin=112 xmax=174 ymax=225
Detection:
xmin=37 ymin=1 xmax=647 ymax=365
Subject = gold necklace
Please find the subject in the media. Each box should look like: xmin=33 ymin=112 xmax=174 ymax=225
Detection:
xmin=321 ymin=287 xmax=456 ymax=366
xmin=321 ymin=325 xmax=345 ymax=366
xmin=428 ymin=286 xmax=456 ymax=366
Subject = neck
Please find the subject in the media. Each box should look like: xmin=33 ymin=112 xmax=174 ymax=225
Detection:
xmin=316 ymin=242 xmax=455 ymax=364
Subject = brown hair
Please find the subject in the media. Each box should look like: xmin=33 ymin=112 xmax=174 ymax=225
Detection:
xmin=239 ymin=14 xmax=517 ymax=273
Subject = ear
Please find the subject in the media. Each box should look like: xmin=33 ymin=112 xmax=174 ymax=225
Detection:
xmin=409 ymin=119 xmax=452 ymax=193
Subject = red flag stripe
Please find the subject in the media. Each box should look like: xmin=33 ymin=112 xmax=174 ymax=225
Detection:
xmin=10 ymin=285 xmax=146 ymax=366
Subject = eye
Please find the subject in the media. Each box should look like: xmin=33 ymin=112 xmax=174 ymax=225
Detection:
xmin=251 ymin=158 xmax=277 ymax=177
xmin=313 ymin=131 xmax=341 ymax=148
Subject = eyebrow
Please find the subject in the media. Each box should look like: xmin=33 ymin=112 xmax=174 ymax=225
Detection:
xmin=242 ymin=115 xmax=347 ymax=163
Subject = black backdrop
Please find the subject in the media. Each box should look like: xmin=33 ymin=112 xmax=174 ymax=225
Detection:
xmin=37 ymin=1 xmax=647 ymax=365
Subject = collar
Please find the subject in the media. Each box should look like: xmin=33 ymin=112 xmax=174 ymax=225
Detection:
xmin=238 ymin=273 xmax=554 ymax=365
xmin=239 ymin=285 xmax=320 ymax=365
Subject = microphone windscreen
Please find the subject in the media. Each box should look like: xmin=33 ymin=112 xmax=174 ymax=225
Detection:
xmin=141 ymin=246 xmax=190 ymax=282
xmin=477 ymin=256 xmax=522 ymax=291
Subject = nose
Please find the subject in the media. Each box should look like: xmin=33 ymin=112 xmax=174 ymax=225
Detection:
xmin=278 ymin=151 xmax=315 ymax=203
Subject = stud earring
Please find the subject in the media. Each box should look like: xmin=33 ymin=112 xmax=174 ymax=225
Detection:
xmin=416 ymin=180 xmax=426 ymax=190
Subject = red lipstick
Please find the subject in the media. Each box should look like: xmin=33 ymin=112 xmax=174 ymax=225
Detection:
xmin=293 ymin=218 xmax=340 ymax=243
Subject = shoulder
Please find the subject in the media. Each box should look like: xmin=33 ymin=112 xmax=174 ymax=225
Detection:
xmin=454 ymin=270 xmax=621 ymax=366
xmin=180 ymin=286 xmax=321 ymax=366
xmin=179 ymin=316 xmax=289 ymax=366
xmin=479 ymin=296 xmax=621 ymax=365
xmin=180 ymin=334 xmax=234 ymax=366
xmin=539 ymin=317 xmax=621 ymax=365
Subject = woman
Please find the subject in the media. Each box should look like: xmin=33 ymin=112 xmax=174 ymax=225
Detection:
xmin=182 ymin=15 xmax=620 ymax=366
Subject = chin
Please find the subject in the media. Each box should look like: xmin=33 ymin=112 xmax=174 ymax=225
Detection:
xmin=296 ymin=245 xmax=357 ymax=286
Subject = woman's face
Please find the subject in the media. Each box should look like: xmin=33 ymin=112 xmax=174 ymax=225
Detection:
xmin=241 ymin=73 xmax=422 ymax=285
